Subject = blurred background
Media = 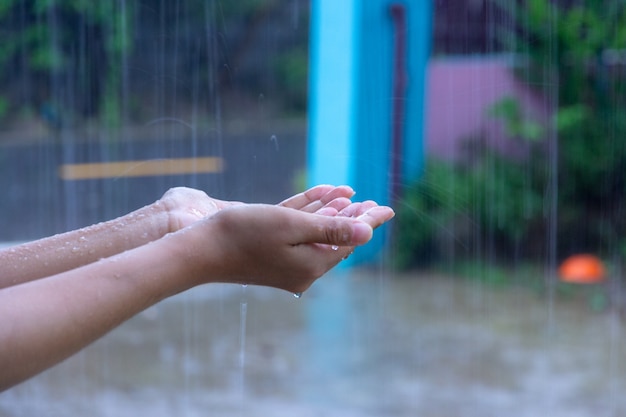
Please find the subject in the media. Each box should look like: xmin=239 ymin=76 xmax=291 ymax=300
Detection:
xmin=2 ymin=1 xmax=626 ymax=416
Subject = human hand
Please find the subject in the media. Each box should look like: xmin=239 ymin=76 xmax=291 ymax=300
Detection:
xmin=159 ymin=185 xmax=358 ymax=233
xmin=278 ymin=184 xmax=356 ymax=213
xmin=181 ymin=202 xmax=394 ymax=294
xmin=281 ymin=185 xmax=387 ymax=260
xmin=158 ymin=187 xmax=224 ymax=233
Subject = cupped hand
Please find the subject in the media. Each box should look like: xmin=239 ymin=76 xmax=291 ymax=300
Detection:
xmin=159 ymin=185 xmax=358 ymax=233
xmin=278 ymin=184 xmax=355 ymax=212
xmin=186 ymin=202 xmax=394 ymax=294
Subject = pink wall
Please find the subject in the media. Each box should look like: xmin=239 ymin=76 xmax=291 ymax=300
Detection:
xmin=425 ymin=57 xmax=548 ymax=161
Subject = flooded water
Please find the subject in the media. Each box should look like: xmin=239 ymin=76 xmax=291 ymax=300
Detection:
xmin=2 ymin=269 xmax=625 ymax=417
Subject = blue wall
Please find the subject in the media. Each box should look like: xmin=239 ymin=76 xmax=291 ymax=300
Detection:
xmin=308 ymin=0 xmax=432 ymax=264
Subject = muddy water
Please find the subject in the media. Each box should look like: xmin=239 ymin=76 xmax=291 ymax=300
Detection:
xmin=1 ymin=269 xmax=625 ymax=417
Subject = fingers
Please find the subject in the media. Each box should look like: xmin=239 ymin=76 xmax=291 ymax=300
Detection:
xmin=304 ymin=185 xmax=355 ymax=212
xmin=293 ymin=194 xmax=394 ymax=248
xmin=304 ymin=205 xmax=395 ymax=247
xmin=356 ymin=206 xmax=396 ymax=230
xmin=336 ymin=200 xmax=379 ymax=218
xmin=279 ymin=184 xmax=333 ymax=209
xmin=314 ymin=197 xmax=352 ymax=216
xmin=296 ymin=213 xmax=374 ymax=247
xmin=203 ymin=203 xmax=394 ymax=294
xmin=279 ymin=185 xmax=355 ymax=212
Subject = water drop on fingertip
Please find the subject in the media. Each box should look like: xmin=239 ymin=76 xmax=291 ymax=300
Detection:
xmin=293 ymin=292 xmax=302 ymax=299
xmin=331 ymin=245 xmax=339 ymax=251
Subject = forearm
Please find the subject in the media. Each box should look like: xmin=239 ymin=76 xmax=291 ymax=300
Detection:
xmin=0 ymin=201 xmax=171 ymax=289
xmin=0 ymin=235 xmax=196 ymax=391
xmin=0 ymin=200 xmax=394 ymax=391
xmin=0 ymin=185 xmax=356 ymax=290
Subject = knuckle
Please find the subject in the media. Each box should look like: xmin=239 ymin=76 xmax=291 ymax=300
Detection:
xmin=325 ymin=219 xmax=352 ymax=245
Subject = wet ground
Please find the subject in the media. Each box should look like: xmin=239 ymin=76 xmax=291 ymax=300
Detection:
xmin=2 ymin=268 xmax=625 ymax=417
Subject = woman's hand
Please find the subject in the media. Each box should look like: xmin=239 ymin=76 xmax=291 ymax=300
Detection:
xmin=179 ymin=202 xmax=394 ymax=294
xmin=160 ymin=184 xmax=358 ymax=233
xmin=0 ymin=185 xmax=393 ymax=390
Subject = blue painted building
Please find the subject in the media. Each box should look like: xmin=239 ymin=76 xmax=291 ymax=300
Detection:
xmin=308 ymin=0 xmax=432 ymax=264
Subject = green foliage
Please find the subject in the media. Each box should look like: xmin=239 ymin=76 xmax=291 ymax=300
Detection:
xmin=395 ymin=153 xmax=545 ymax=270
xmin=397 ymin=0 xmax=626 ymax=271
xmin=0 ymin=0 xmax=310 ymax=125
xmin=394 ymin=160 xmax=469 ymax=269
xmin=489 ymin=97 xmax=544 ymax=141
xmin=0 ymin=0 xmax=135 ymax=123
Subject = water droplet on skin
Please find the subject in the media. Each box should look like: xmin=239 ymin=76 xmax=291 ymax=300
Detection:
xmin=293 ymin=292 xmax=302 ymax=299
xmin=190 ymin=208 xmax=204 ymax=218
xmin=331 ymin=245 xmax=339 ymax=251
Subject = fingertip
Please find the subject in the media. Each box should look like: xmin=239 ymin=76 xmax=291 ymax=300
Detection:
xmin=358 ymin=206 xmax=396 ymax=227
xmin=380 ymin=206 xmax=395 ymax=220
xmin=338 ymin=184 xmax=355 ymax=196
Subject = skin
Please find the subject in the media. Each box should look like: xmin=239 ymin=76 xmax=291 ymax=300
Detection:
xmin=0 ymin=185 xmax=394 ymax=391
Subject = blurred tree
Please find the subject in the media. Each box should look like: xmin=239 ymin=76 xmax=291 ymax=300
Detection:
xmin=0 ymin=0 xmax=135 ymax=126
xmin=396 ymin=0 xmax=626 ymax=269
xmin=503 ymin=0 xmax=626 ymax=257
xmin=0 ymin=0 xmax=310 ymax=128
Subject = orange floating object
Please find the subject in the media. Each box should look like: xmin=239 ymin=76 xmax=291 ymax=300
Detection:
xmin=558 ymin=254 xmax=606 ymax=284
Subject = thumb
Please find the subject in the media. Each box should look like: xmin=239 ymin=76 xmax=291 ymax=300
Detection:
xmin=299 ymin=214 xmax=373 ymax=247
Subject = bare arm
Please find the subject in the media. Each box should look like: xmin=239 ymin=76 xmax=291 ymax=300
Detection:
xmin=0 ymin=185 xmax=355 ymax=289
xmin=0 ymin=201 xmax=170 ymax=289
xmin=0 ymin=199 xmax=393 ymax=391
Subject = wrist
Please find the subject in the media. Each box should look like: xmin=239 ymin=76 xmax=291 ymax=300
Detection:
xmin=160 ymin=217 xmax=224 ymax=289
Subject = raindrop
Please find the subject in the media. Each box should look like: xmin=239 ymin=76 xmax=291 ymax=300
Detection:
xmin=238 ymin=300 xmax=247 ymax=389
xmin=270 ymin=135 xmax=279 ymax=151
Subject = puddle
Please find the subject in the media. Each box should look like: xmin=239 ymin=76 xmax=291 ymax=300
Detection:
xmin=1 ymin=269 xmax=625 ymax=416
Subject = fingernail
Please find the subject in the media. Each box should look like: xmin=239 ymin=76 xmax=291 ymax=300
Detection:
xmin=352 ymin=222 xmax=373 ymax=244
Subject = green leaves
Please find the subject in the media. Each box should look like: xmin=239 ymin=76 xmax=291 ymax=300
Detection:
xmin=398 ymin=0 xmax=626 ymax=268
xmin=0 ymin=1 xmax=136 ymax=124
xmin=553 ymin=105 xmax=588 ymax=133
xmin=489 ymin=97 xmax=545 ymax=142
xmin=394 ymin=154 xmax=545 ymax=269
